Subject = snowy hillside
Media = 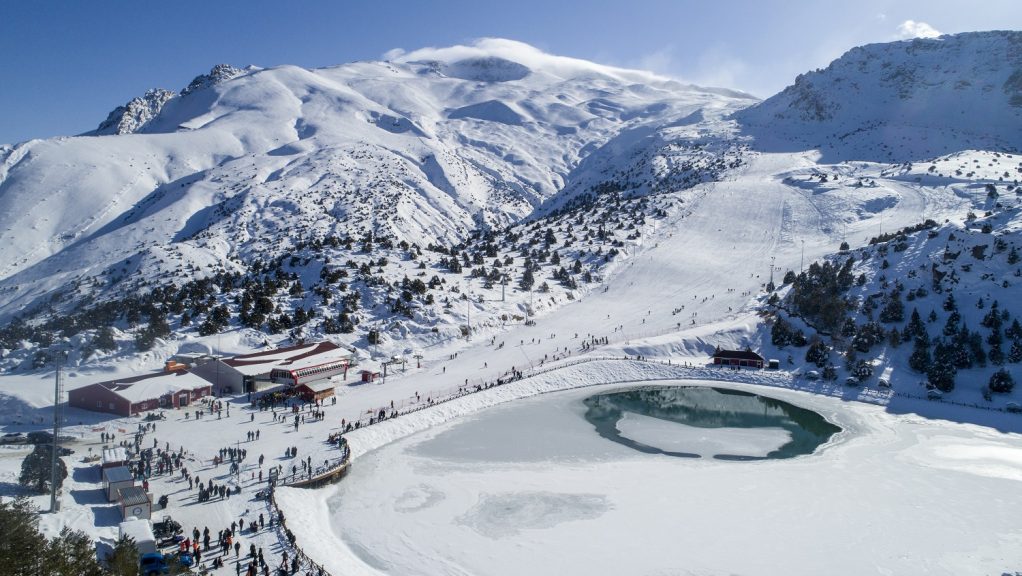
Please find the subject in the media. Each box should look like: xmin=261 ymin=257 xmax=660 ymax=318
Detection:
xmin=736 ymin=31 xmax=1022 ymax=161
xmin=0 ymin=34 xmax=1020 ymax=387
xmin=0 ymin=39 xmax=753 ymax=330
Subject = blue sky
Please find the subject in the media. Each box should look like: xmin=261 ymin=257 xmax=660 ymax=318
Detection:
xmin=1 ymin=0 xmax=1019 ymax=144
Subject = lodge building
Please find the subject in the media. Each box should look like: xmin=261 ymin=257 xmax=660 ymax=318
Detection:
xmin=711 ymin=347 xmax=765 ymax=369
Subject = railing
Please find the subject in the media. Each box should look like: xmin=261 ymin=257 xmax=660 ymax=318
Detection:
xmin=277 ymin=354 xmax=1018 ymax=576
xmin=265 ymin=489 xmax=333 ymax=576
xmin=275 ymin=446 xmax=350 ymax=488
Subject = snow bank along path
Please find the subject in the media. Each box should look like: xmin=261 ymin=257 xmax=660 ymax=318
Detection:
xmin=275 ymin=357 xmax=866 ymax=576
xmin=279 ymin=357 xmax=1022 ymax=576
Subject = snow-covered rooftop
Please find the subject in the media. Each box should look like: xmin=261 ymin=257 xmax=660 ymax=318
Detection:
xmin=224 ymin=341 xmax=352 ymax=376
xmin=96 ymin=370 xmax=211 ymax=403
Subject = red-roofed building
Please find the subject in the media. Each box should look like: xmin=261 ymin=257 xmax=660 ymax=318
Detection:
xmin=68 ymin=371 xmax=212 ymax=417
xmin=190 ymin=341 xmax=354 ymax=394
xmin=711 ymin=347 xmax=765 ymax=369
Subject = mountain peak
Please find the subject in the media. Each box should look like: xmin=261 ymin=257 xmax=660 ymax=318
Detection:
xmin=387 ymin=38 xmax=668 ymax=84
xmin=89 ymin=64 xmax=244 ymax=136
xmin=180 ymin=63 xmax=244 ymax=96
xmin=92 ymin=88 xmax=176 ymax=135
xmin=736 ymin=30 xmax=1022 ymax=161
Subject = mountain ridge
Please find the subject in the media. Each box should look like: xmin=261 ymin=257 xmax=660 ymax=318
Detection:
xmin=0 ymin=34 xmax=1019 ymax=387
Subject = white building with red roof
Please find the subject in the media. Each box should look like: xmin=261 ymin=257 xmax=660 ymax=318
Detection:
xmin=190 ymin=341 xmax=354 ymax=394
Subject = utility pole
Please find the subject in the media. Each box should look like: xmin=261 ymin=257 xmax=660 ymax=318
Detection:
xmin=769 ymin=255 xmax=776 ymax=287
xmin=527 ymin=287 xmax=534 ymax=325
xmin=49 ymin=363 xmax=64 ymax=513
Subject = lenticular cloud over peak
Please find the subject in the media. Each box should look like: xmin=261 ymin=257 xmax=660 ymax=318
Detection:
xmin=384 ymin=37 xmax=671 ymax=83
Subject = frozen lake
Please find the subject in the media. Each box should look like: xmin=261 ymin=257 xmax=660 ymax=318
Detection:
xmin=582 ymin=385 xmax=840 ymax=459
xmin=321 ymin=382 xmax=1022 ymax=576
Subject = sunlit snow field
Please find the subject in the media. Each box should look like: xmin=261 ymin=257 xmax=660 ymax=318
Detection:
xmin=314 ymin=382 xmax=1022 ymax=576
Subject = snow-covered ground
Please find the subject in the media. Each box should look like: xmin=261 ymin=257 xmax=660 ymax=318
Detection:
xmin=282 ymin=380 xmax=1022 ymax=576
xmin=0 ymin=33 xmax=1019 ymax=575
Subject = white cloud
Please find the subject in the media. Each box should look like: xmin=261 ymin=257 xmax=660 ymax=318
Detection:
xmin=381 ymin=38 xmax=669 ymax=83
xmin=896 ymin=20 xmax=942 ymax=39
xmin=635 ymin=45 xmax=676 ymax=76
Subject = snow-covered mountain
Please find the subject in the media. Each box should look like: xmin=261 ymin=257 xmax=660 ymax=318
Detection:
xmin=0 ymin=39 xmax=753 ymax=326
xmin=736 ymin=30 xmax=1022 ymax=161
xmin=0 ymin=33 xmax=1020 ymax=389
xmin=90 ymin=64 xmax=245 ymax=136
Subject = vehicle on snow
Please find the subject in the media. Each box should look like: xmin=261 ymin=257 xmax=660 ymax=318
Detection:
xmin=152 ymin=516 xmax=182 ymax=540
xmin=0 ymin=432 xmax=25 ymax=444
xmin=139 ymin=552 xmax=169 ymax=575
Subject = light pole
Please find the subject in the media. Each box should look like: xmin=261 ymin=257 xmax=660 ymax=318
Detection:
xmin=49 ymin=363 xmax=63 ymax=513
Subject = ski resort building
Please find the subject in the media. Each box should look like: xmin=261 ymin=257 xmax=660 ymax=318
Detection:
xmin=190 ymin=341 xmax=354 ymax=394
xmin=103 ymin=465 xmax=134 ymax=502
xmin=295 ymin=380 xmax=336 ymax=402
xmin=711 ymin=348 xmax=765 ymax=369
xmin=69 ymin=371 xmax=212 ymax=417
xmin=117 ymin=486 xmax=151 ymax=520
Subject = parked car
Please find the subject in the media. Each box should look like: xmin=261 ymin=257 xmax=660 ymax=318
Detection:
xmin=845 ymin=377 xmax=859 ymax=387
xmin=1006 ymin=402 xmax=1021 ymax=413
xmin=805 ymin=370 xmax=820 ymax=381
xmin=0 ymin=432 xmax=25 ymax=444
xmin=877 ymin=378 xmax=891 ymax=388
xmin=26 ymin=431 xmax=75 ymax=444
xmin=139 ymin=552 xmax=169 ymax=576
xmin=926 ymin=389 xmax=944 ymax=400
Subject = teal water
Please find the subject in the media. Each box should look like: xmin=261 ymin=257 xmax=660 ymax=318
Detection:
xmin=583 ymin=386 xmax=841 ymax=460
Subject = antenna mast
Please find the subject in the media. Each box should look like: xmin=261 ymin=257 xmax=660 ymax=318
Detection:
xmin=49 ymin=364 xmax=64 ymax=512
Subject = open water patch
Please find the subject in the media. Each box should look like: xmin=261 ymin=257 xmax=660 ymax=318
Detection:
xmin=583 ymin=386 xmax=841 ymax=460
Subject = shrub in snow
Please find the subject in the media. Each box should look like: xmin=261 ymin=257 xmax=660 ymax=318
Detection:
xmin=988 ymin=368 xmax=1015 ymax=394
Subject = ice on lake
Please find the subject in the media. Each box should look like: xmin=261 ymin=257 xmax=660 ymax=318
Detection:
xmin=615 ymin=411 xmax=792 ymax=457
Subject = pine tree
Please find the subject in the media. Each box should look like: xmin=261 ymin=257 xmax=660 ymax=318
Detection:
xmin=19 ymin=444 xmax=67 ymax=493
xmin=942 ymin=292 xmax=957 ymax=312
xmin=927 ymin=339 xmax=957 ymax=392
xmin=93 ymin=326 xmax=117 ymax=352
xmin=45 ymin=527 xmax=104 ymax=576
xmin=906 ymin=308 xmax=926 ymax=340
xmin=909 ymin=336 xmax=931 ymax=373
xmin=988 ymin=368 xmax=1015 ymax=393
xmin=105 ymin=536 xmax=139 ymax=576
xmin=878 ymin=290 xmax=904 ymax=323
xmin=0 ymin=498 xmax=47 ymax=576
xmin=1009 ymin=339 xmax=1022 ymax=364
xmin=805 ymin=341 xmax=829 ymax=367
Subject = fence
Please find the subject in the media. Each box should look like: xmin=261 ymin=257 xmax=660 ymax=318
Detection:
xmin=273 ymin=353 xmax=1018 ymax=576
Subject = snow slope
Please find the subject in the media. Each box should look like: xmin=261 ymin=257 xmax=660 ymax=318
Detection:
xmin=737 ymin=31 xmax=1022 ymax=162
xmin=0 ymin=39 xmax=753 ymax=324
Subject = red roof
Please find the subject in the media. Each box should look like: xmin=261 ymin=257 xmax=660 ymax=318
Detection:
xmin=224 ymin=342 xmax=343 ymax=367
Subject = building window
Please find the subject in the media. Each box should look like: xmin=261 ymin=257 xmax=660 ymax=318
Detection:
xmin=109 ymin=403 xmax=115 ymax=410
xmin=96 ymin=400 xmax=102 ymax=408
